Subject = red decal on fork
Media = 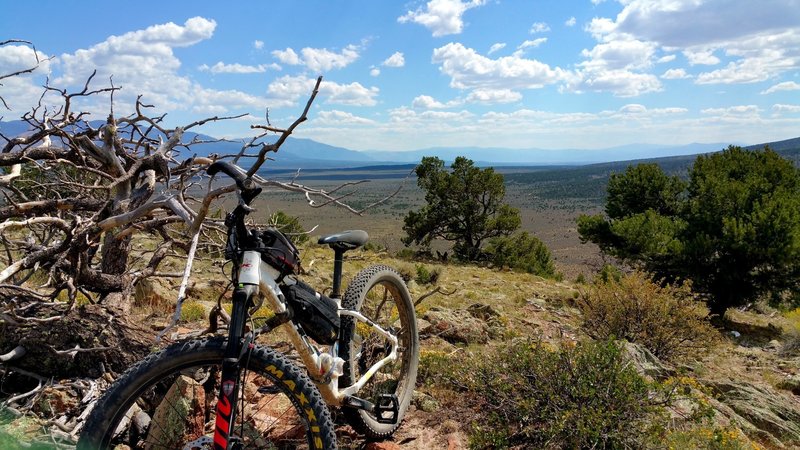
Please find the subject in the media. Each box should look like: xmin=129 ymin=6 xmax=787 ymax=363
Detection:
xmin=213 ymin=394 xmax=232 ymax=449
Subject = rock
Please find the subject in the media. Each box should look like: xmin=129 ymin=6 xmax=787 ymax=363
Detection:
xmin=704 ymin=379 xmax=800 ymax=446
xmin=777 ymin=375 xmax=800 ymax=395
xmin=145 ymin=375 xmax=206 ymax=448
xmin=422 ymin=307 xmax=490 ymax=344
xmin=413 ymin=390 xmax=439 ymax=413
xmin=467 ymin=303 xmax=500 ymax=320
xmin=133 ymin=278 xmax=174 ymax=310
xmin=723 ymin=309 xmax=785 ymax=346
xmin=621 ymin=341 xmax=674 ymax=380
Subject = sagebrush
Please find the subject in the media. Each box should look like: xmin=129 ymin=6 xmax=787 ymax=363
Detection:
xmin=578 ymin=272 xmax=718 ymax=361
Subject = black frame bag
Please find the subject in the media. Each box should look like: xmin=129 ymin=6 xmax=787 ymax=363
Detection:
xmin=258 ymin=228 xmax=300 ymax=276
xmin=281 ymin=280 xmax=340 ymax=345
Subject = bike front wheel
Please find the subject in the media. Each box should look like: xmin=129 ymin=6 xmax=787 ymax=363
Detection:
xmin=77 ymin=337 xmax=337 ymax=450
xmin=339 ymin=265 xmax=420 ymax=439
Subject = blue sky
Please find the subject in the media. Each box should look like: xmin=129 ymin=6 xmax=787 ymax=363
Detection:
xmin=1 ymin=0 xmax=799 ymax=153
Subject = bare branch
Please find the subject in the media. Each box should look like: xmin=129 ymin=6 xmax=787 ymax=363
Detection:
xmin=0 ymin=345 xmax=26 ymax=362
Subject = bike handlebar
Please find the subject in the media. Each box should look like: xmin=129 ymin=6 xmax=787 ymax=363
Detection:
xmin=207 ymin=161 xmax=262 ymax=204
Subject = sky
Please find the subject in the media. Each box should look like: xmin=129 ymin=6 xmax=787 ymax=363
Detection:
xmin=1 ymin=0 xmax=799 ymax=153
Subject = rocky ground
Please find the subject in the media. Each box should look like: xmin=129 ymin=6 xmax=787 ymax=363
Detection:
xmin=1 ymin=246 xmax=799 ymax=448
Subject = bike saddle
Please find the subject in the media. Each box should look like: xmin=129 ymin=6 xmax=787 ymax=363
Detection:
xmin=318 ymin=230 xmax=369 ymax=250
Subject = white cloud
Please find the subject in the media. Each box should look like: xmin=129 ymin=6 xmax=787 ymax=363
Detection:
xmin=267 ymin=75 xmax=379 ymax=107
xmin=592 ymin=1 xmax=800 ymax=85
xmin=488 ymin=43 xmax=506 ymax=55
xmin=565 ymin=17 xmax=577 ymax=27
xmin=683 ymin=49 xmax=720 ymax=66
xmin=772 ymin=104 xmax=800 ymax=113
xmin=695 ymin=58 xmax=781 ymax=84
xmin=701 ymin=105 xmax=761 ymax=116
xmin=198 ymin=62 xmax=279 ymax=74
xmin=0 ymin=44 xmax=53 ymax=110
xmin=661 ymin=68 xmax=691 ymax=79
xmin=273 ymin=45 xmax=360 ymax=72
xmin=761 ymin=81 xmax=800 ymax=94
xmin=398 ymin=0 xmax=487 ymax=37
xmin=517 ymin=38 xmax=548 ymax=52
xmin=370 ymin=67 xmax=381 ymax=77
xmin=389 ymin=106 xmax=474 ymax=123
xmin=316 ymin=110 xmax=376 ymax=125
xmin=49 ymin=17 xmax=274 ymax=115
xmin=466 ymin=88 xmax=522 ymax=104
xmin=570 ymin=38 xmax=662 ymax=96
xmin=657 ymin=54 xmax=676 ymax=63
xmin=253 ymin=40 xmax=264 ymax=50
xmin=530 ymin=22 xmax=550 ymax=34
xmin=412 ymin=95 xmax=456 ymax=109
xmin=191 ymin=87 xmax=268 ymax=114
xmin=431 ymin=42 xmax=568 ymax=91
xmin=272 ymin=48 xmax=301 ymax=65
xmin=565 ymin=70 xmax=662 ymax=97
xmin=580 ymin=39 xmax=656 ymax=71
xmin=382 ymin=52 xmax=405 ymax=68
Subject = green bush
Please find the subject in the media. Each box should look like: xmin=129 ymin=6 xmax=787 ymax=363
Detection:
xmin=470 ymin=340 xmax=659 ymax=449
xmin=415 ymin=264 xmax=441 ymax=285
xmin=485 ymin=231 xmax=557 ymax=279
xmin=578 ymin=272 xmax=718 ymax=361
xmin=268 ymin=211 xmax=308 ymax=245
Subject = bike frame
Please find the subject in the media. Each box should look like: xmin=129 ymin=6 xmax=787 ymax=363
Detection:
xmin=237 ymin=250 xmax=400 ymax=405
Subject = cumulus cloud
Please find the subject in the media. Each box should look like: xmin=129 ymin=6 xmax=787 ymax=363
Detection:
xmin=370 ymin=67 xmax=381 ymax=77
xmin=466 ymin=88 xmax=522 ymax=104
xmin=530 ymin=22 xmax=550 ymax=34
xmin=683 ymin=49 xmax=720 ymax=66
xmin=267 ymin=75 xmax=379 ymax=107
xmin=761 ymin=81 xmax=800 ymax=94
xmin=47 ymin=17 xmax=282 ymax=114
xmin=661 ymin=68 xmax=691 ymax=79
xmin=591 ymin=0 xmax=800 ymax=85
xmin=272 ymin=48 xmax=301 ymax=66
xmin=0 ymin=44 xmax=54 ymax=110
xmin=657 ymin=54 xmax=676 ymax=63
xmin=272 ymin=45 xmax=360 ymax=72
xmin=198 ymin=62 xmax=280 ymax=74
xmin=412 ymin=95 xmax=458 ymax=109
xmin=569 ymin=38 xmax=662 ymax=96
xmin=253 ymin=40 xmax=264 ymax=50
xmin=382 ymin=52 xmax=405 ymax=68
xmin=398 ymin=0 xmax=487 ymax=37
xmin=431 ymin=42 xmax=567 ymax=91
xmin=565 ymin=17 xmax=577 ymax=27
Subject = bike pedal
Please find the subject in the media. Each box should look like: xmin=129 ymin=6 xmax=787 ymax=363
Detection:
xmin=374 ymin=394 xmax=399 ymax=424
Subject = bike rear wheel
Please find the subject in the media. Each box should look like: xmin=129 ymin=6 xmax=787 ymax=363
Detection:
xmin=338 ymin=265 xmax=419 ymax=439
xmin=78 ymin=337 xmax=337 ymax=450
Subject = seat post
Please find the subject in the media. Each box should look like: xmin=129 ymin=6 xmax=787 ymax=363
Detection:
xmin=331 ymin=247 xmax=345 ymax=298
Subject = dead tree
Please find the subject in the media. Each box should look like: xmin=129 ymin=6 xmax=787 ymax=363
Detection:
xmin=0 ymin=62 xmax=405 ymax=370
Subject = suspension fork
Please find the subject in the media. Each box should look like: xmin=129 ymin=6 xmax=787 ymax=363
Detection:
xmin=213 ymin=284 xmax=257 ymax=450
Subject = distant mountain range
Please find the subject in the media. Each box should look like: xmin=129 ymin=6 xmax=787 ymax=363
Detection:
xmin=1 ymin=119 xmax=797 ymax=168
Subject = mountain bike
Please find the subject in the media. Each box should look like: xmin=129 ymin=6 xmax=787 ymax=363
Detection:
xmin=77 ymin=160 xmax=420 ymax=449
